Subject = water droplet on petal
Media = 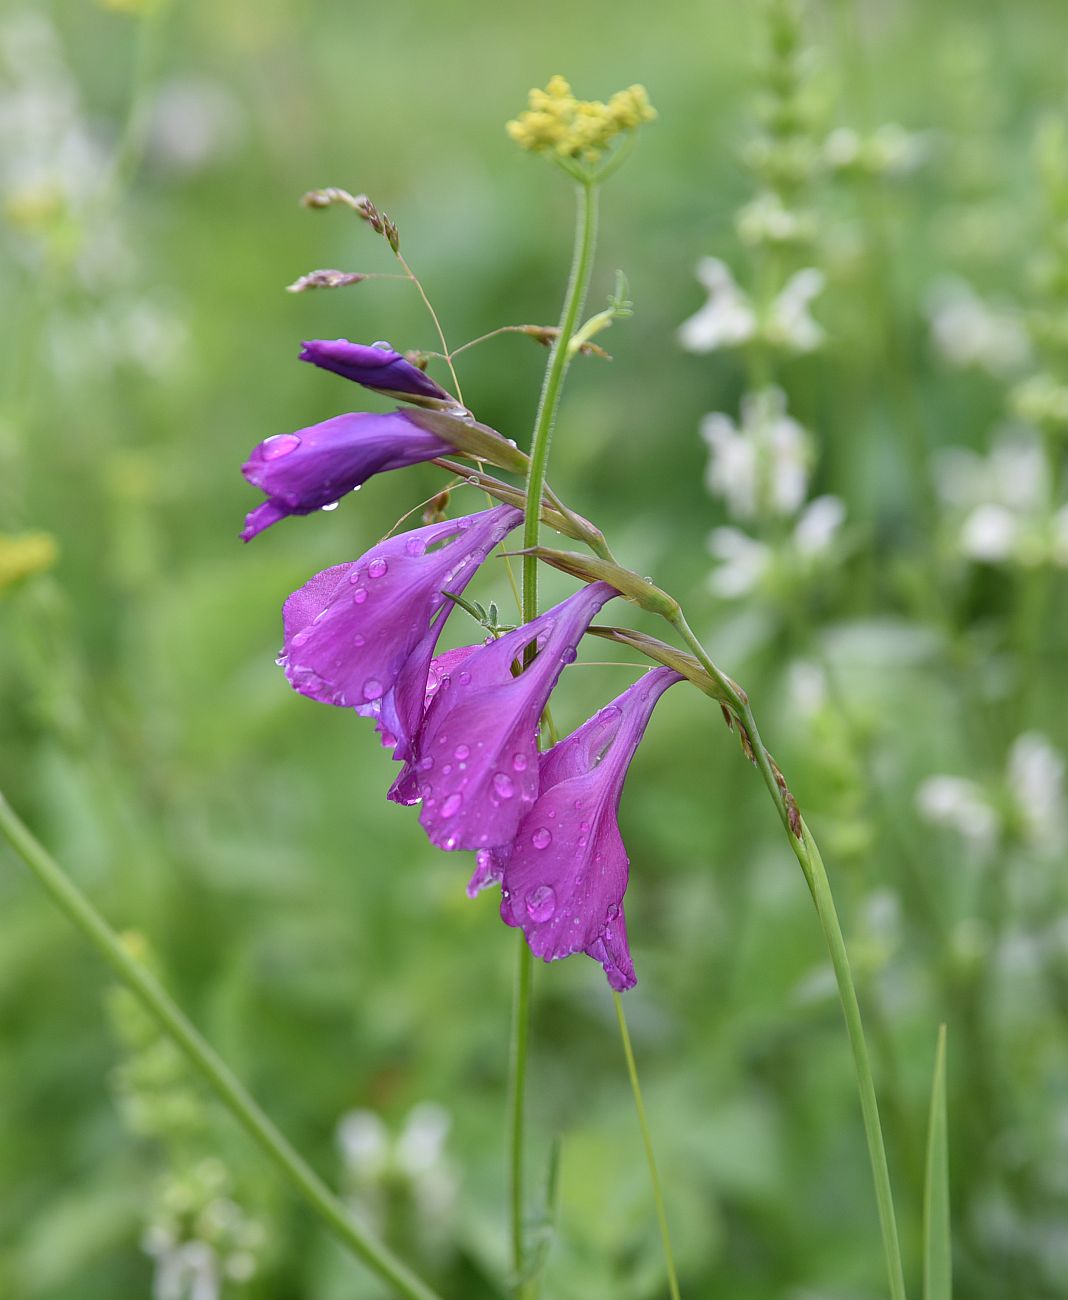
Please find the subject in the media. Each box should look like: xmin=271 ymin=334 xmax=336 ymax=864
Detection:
xmin=513 ymin=753 xmax=529 ymax=772
xmin=371 ymin=339 xmax=393 ymax=351
xmin=453 ymin=744 xmax=470 ymax=760
xmin=458 ymin=671 xmax=471 ymax=685
xmin=606 ymin=903 xmax=621 ymax=922
xmin=418 ymin=757 xmax=434 ymax=772
xmin=353 ymin=634 xmax=365 ymax=647
xmin=352 ymin=587 xmax=368 ymax=605
xmin=362 ymin=679 xmax=384 ymax=701
xmin=261 ymin=433 xmax=301 ymax=460
xmin=561 ymin=647 xmax=577 ymax=665
xmin=441 ymin=793 xmax=463 ymax=818
xmin=405 ymin=536 xmax=426 ymax=556
xmin=493 ymin=773 xmax=515 ymax=799
xmin=531 ymin=827 xmax=552 ymax=850
xmin=321 ymin=500 xmax=340 ymax=512
xmin=367 ymin=557 xmax=388 ymax=579
xmin=526 ymin=884 xmax=556 ymax=922
xmin=579 ymin=821 xmax=590 ymax=833
xmin=292 ymin=628 xmax=313 ymax=648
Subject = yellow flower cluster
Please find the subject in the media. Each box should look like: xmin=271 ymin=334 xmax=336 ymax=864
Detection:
xmin=506 ymin=76 xmax=656 ymax=163
xmin=0 ymin=531 xmax=58 ymax=592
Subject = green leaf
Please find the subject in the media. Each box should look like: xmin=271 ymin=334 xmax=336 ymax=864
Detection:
xmin=923 ymin=1024 xmax=951 ymax=1300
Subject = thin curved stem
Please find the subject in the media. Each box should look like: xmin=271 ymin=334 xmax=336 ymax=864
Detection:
xmin=613 ymin=993 xmax=682 ymax=1300
xmin=395 ymin=251 xmax=464 ymax=404
xmin=668 ymin=614 xmax=908 ymax=1300
xmin=0 ymin=792 xmax=442 ymax=1300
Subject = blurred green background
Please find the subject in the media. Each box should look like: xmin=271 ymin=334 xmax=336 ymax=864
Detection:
xmin=3 ymin=0 xmax=1068 ymax=1297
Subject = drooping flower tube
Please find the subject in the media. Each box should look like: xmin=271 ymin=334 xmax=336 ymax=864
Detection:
xmin=278 ymin=505 xmax=522 ymax=760
xmin=481 ymin=666 xmax=682 ymax=991
xmin=393 ymin=581 xmax=619 ymax=852
xmin=300 ymin=339 xmax=451 ymax=404
xmin=241 ymin=410 xmax=451 ymax=541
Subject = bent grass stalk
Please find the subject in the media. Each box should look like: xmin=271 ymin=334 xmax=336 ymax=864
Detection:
xmin=669 ymin=612 xmax=908 ymax=1300
xmin=613 ymin=992 xmax=683 ymax=1300
xmin=0 ymin=791 xmax=442 ymax=1300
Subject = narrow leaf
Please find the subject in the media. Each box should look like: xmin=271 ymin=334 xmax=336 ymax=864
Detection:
xmin=924 ymin=1024 xmax=951 ymax=1300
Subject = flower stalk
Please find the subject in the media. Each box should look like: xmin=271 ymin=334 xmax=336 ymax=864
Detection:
xmin=510 ymin=172 xmax=600 ymax=1300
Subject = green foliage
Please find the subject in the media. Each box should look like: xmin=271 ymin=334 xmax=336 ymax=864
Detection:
xmin=2 ymin=0 xmax=1068 ymax=1297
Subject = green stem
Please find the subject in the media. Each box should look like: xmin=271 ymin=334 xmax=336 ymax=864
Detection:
xmin=613 ymin=992 xmax=683 ymax=1300
xmin=0 ymin=791 xmax=441 ymax=1300
xmin=508 ymin=938 xmax=534 ymax=1297
xmin=668 ymin=615 xmax=907 ymax=1300
xmin=508 ymin=175 xmax=600 ymax=1298
xmin=522 ymin=179 xmax=599 ymax=623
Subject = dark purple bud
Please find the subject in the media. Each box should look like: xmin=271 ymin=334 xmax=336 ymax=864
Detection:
xmin=241 ymin=410 xmax=450 ymax=541
xmin=279 ymin=506 xmax=521 ymax=760
xmin=489 ymin=666 xmax=682 ymax=991
xmin=300 ymin=339 xmax=450 ymax=403
xmin=398 ymin=581 xmax=619 ymax=853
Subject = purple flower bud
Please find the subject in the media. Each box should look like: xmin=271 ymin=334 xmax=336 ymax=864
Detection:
xmin=279 ymin=506 xmax=521 ymax=760
xmin=491 ymin=666 xmax=682 ymax=991
xmin=300 ymin=339 xmax=450 ymax=402
xmin=241 ymin=411 xmax=450 ymax=541
xmin=398 ymin=581 xmax=619 ymax=853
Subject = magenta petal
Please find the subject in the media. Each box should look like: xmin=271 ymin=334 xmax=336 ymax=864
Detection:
xmin=279 ymin=506 xmax=521 ymax=758
xmin=408 ymin=581 xmax=619 ymax=852
xmin=498 ymin=666 xmax=682 ymax=990
xmin=241 ymin=410 xmax=450 ymax=539
xmin=300 ymin=339 xmax=450 ymax=402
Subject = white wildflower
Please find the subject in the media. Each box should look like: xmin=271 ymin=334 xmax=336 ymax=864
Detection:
xmin=707 ymin=527 xmax=770 ymax=597
xmin=736 ymin=190 xmax=815 ymax=247
xmin=1006 ymin=732 xmax=1066 ymax=852
xmin=916 ymin=775 xmax=998 ymax=850
xmin=959 ymin=502 xmax=1019 ymax=562
xmin=700 ymin=387 xmax=811 ymax=520
xmin=925 ymin=277 xmax=1030 ymax=377
xmin=766 ymin=267 xmax=825 ymax=352
xmin=678 ymin=258 xmax=756 ymax=351
xmin=793 ymin=495 xmax=846 ymax=554
xmin=679 ymin=259 xmax=824 ymax=354
xmin=935 ymin=429 xmax=1068 ymax=568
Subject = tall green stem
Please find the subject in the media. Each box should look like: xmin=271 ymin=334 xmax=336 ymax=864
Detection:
xmin=0 ymin=792 xmax=441 ymax=1300
xmin=522 ymin=179 xmax=599 ymax=622
xmin=507 ymin=175 xmax=600 ymax=1299
xmin=669 ymin=615 xmax=908 ymax=1300
xmin=613 ymin=993 xmax=683 ymax=1300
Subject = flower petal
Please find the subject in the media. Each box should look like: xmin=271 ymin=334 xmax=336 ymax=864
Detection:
xmin=300 ymin=339 xmax=451 ymax=402
xmin=408 ymin=581 xmax=619 ymax=852
xmin=241 ymin=411 xmax=450 ymax=540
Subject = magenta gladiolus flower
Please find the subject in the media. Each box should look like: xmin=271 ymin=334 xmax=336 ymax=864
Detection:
xmin=486 ymin=666 xmax=682 ymax=991
xmin=241 ymin=410 xmax=451 ymax=540
xmin=396 ymin=581 xmax=619 ymax=852
xmin=300 ymin=339 xmax=451 ymax=403
xmin=279 ymin=505 xmax=521 ymax=759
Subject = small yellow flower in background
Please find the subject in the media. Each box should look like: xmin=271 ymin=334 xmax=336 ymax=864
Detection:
xmin=507 ymin=76 xmax=656 ymax=163
xmin=0 ymin=532 xmax=59 ymax=592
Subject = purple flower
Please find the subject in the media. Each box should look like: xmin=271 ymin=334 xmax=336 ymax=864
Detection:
xmin=279 ymin=506 xmax=521 ymax=760
xmin=396 ymin=581 xmax=619 ymax=852
xmin=241 ymin=410 xmax=451 ymax=541
xmin=487 ymin=666 xmax=682 ymax=991
xmin=300 ymin=339 xmax=451 ymax=403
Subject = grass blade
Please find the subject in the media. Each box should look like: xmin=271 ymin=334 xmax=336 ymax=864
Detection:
xmin=923 ymin=1024 xmax=951 ymax=1300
